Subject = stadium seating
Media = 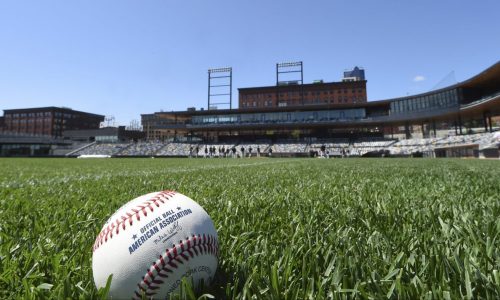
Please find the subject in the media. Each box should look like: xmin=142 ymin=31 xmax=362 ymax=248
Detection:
xmin=387 ymin=137 xmax=443 ymax=156
xmin=351 ymin=139 xmax=396 ymax=156
xmin=310 ymin=139 xmax=349 ymax=156
xmin=63 ymin=131 xmax=498 ymax=157
xmin=72 ymin=143 xmax=131 ymax=156
xmin=117 ymin=142 xmax=164 ymax=156
xmin=52 ymin=142 xmax=90 ymax=156
xmin=271 ymin=143 xmax=309 ymax=153
xmin=156 ymin=143 xmax=193 ymax=156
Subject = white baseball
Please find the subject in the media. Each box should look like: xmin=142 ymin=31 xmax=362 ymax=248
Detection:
xmin=92 ymin=191 xmax=219 ymax=299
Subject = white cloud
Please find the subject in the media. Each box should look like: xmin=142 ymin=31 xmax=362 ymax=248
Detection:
xmin=413 ymin=75 xmax=425 ymax=82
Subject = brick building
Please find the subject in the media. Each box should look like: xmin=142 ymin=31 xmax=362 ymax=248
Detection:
xmin=238 ymin=80 xmax=367 ymax=109
xmin=2 ymin=107 xmax=104 ymax=137
xmin=238 ymin=65 xmax=367 ymax=109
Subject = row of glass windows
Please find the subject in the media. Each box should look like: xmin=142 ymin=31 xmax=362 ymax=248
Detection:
xmin=242 ymin=89 xmax=363 ymax=100
xmin=8 ymin=118 xmax=53 ymax=123
xmin=6 ymin=112 xmax=52 ymax=118
xmin=390 ymin=89 xmax=458 ymax=115
xmin=96 ymin=136 xmax=119 ymax=142
xmin=0 ymin=144 xmax=47 ymax=150
xmin=5 ymin=112 xmax=78 ymax=119
xmin=242 ymin=97 xmax=364 ymax=108
xmin=191 ymin=109 xmax=366 ymax=125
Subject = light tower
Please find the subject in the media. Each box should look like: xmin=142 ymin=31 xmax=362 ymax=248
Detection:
xmin=276 ymin=61 xmax=304 ymax=105
xmin=208 ymin=67 xmax=232 ymax=110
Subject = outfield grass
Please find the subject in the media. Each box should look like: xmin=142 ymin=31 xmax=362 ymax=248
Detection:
xmin=0 ymin=158 xmax=499 ymax=299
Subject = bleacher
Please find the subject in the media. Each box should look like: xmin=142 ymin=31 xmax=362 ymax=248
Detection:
xmin=117 ymin=142 xmax=165 ymax=156
xmin=72 ymin=143 xmax=131 ymax=156
xmin=434 ymin=132 xmax=495 ymax=147
xmin=351 ymin=139 xmax=396 ymax=156
xmin=271 ymin=143 xmax=309 ymax=154
xmin=52 ymin=142 xmax=90 ymax=156
xmin=387 ymin=137 xmax=443 ymax=156
xmin=310 ymin=139 xmax=349 ymax=156
xmin=60 ymin=131 xmax=498 ymax=158
xmin=156 ymin=143 xmax=193 ymax=156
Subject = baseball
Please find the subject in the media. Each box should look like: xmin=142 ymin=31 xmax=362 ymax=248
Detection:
xmin=92 ymin=191 xmax=219 ymax=299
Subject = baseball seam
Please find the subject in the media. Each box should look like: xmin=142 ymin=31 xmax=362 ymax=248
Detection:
xmin=134 ymin=234 xmax=219 ymax=299
xmin=92 ymin=190 xmax=177 ymax=252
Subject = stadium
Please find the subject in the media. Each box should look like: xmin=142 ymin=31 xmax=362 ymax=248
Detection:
xmin=2 ymin=61 xmax=499 ymax=158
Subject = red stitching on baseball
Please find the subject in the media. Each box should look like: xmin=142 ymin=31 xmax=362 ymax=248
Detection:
xmin=92 ymin=191 xmax=177 ymax=252
xmin=133 ymin=234 xmax=219 ymax=300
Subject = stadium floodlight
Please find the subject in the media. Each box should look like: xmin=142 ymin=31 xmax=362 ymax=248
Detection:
xmin=276 ymin=61 xmax=304 ymax=105
xmin=208 ymin=67 xmax=232 ymax=73
xmin=277 ymin=62 xmax=302 ymax=68
xmin=208 ymin=67 xmax=232 ymax=110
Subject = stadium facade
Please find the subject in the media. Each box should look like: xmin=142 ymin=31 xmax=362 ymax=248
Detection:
xmin=141 ymin=62 xmax=500 ymax=142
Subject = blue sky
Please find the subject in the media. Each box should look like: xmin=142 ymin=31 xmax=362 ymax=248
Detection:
xmin=0 ymin=0 xmax=499 ymax=126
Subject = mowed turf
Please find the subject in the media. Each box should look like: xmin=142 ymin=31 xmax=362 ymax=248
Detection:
xmin=0 ymin=158 xmax=499 ymax=299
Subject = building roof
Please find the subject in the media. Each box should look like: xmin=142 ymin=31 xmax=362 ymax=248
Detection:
xmin=3 ymin=106 xmax=105 ymax=118
xmin=370 ymin=60 xmax=500 ymax=103
xmin=238 ymin=80 xmax=367 ymax=91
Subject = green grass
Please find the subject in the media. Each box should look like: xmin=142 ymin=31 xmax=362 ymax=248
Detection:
xmin=0 ymin=158 xmax=499 ymax=299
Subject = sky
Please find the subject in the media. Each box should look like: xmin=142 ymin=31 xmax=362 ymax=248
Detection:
xmin=0 ymin=0 xmax=499 ymax=126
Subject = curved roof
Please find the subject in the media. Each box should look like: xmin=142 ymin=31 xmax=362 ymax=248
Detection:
xmin=457 ymin=61 xmax=500 ymax=90
xmin=371 ymin=60 xmax=500 ymax=103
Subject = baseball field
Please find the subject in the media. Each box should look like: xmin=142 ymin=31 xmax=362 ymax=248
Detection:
xmin=1 ymin=158 xmax=499 ymax=299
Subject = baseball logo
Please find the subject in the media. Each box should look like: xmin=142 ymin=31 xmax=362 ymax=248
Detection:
xmin=92 ymin=191 xmax=219 ymax=299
